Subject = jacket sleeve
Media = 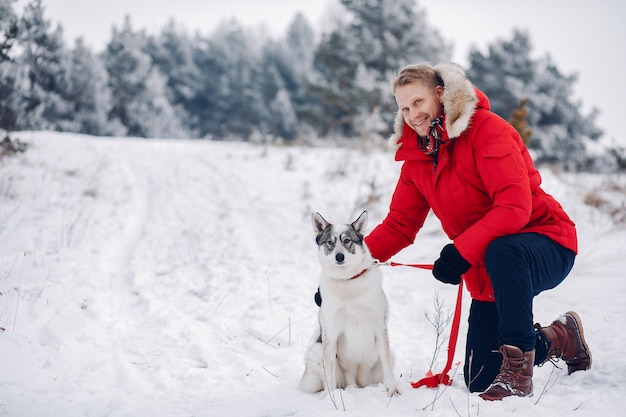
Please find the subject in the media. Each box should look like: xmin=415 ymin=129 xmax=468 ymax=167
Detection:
xmin=454 ymin=116 xmax=532 ymax=265
xmin=365 ymin=163 xmax=430 ymax=262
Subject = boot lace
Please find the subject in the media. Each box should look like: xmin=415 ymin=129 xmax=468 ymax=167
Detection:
xmin=498 ymin=347 xmax=527 ymax=371
xmin=534 ymin=322 xmax=565 ymax=370
xmin=485 ymin=347 xmax=529 ymax=395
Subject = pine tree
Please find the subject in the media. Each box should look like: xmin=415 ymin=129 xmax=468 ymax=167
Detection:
xmin=285 ymin=13 xmax=316 ymax=79
xmin=466 ymin=29 xmax=535 ymax=120
xmin=67 ymin=38 xmax=113 ymax=136
xmin=191 ymin=20 xmax=269 ymax=139
xmin=0 ymin=62 xmax=27 ymax=133
xmin=250 ymin=14 xmax=317 ymax=141
xmin=309 ymin=0 xmax=452 ymax=138
xmin=18 ymin=0 xmax=73 ymax=130
xmin=102 ymin=16 xmax=188 ymax=138
xmin=102 ymin=16 xmax=150 ymax=136
xmin=145 ymin=20 xmax=200 ymax=136
xmin=467 ymin=29 xmax=603 ymax=171
xmin=0 ymin=0 xmax=18 ymax=63
xmin=0 ymin=0 xmax=22 ymax=133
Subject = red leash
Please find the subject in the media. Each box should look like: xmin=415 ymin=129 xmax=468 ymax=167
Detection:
xmin=385 ymin=261 xmax=463 ymax=389
xmin=388 ymin=261 xmax=435 ymax=270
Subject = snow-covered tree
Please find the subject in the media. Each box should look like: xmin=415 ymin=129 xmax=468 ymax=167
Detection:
xmin=102 ymin=16 xmax=188 ymax=138
xmin=253 ymin=14 xmax=316 ymax=141
xmin=192 ymin=20 xmax=269 ymax=139
xmin=465 ymin=29 xmax=538 ymax=124
xmin=309 ymin=0 xmax=452 ymax=137
xmin=341 ymin=0 xmax=451 ymax=74
xmin=101 ymin=17 xmax=150 ymax=136
xmin=0 ymin=60 xmax=28 ymax=133
xmin=145 ymin=20 xmax=200 ymax=136
xmin=18 ymin=0 xmax=73 ymax=130
xmin=0 ymin=0 xmax=21 ymax=132
xmin=467 ymin=29 xmax=603 ymax=170
xmin=0 ymin=0 xmax=18 ymax=63
xmin=268 ymin=88 xmax=297 ymax=140
xmin=66 ymin=38 xmax=114 ymax=136
xmin=284 ymin=13 xmax=316 ymax=80
xmin=130 ymin=69 xmax=190 ymax=139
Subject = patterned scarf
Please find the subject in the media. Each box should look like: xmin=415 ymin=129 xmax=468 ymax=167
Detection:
xmin=417 ymin=115 xmax=444 ymax=158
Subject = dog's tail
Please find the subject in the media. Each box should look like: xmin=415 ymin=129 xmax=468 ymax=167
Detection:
xmin=299 ymin=341 xmax=324 ymax=393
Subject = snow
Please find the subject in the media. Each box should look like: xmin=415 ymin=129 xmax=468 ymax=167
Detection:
xmin=1 ymin=131 xmax=625 ymax=416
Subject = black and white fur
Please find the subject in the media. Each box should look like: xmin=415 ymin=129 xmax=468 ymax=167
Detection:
xmin=299 ymin=211 xmax=400 ymax=397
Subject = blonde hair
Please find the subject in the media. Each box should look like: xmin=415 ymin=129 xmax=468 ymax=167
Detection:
xmin=392 ymin=63 xmax=444 ymax=93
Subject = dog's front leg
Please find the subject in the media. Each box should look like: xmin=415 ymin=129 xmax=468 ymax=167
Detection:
xmin=376 ymin=327 xmax=401 ymax=397
xmin=321 ymin=332 xmax=338 ymax=396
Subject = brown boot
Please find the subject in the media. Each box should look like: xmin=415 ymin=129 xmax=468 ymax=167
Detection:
xmin=479 ymin=345 xmax=534 ymax=401
xmin=535 ymin=311 xmax=592 ymax=374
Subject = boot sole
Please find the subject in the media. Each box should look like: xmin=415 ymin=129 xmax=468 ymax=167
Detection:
xmin=566 ymin=311 xmax=592 ymax=371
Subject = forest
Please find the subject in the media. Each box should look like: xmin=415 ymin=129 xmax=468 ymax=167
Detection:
xmin=0 ymin=0 xmax=622 ymax=171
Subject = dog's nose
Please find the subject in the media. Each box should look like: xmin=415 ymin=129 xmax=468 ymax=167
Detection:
xmin=335 ymin=253 xmax=345 ymax=263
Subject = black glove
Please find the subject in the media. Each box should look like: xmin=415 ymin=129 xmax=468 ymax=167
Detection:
xmin=314 ymin=287 xmax=322 ymax=307
xmin=433 ymin=244 xmax=471 ymax=285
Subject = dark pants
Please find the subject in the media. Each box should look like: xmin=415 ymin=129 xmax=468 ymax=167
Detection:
xmin=463 ymin=233 xmax=576 ymax=392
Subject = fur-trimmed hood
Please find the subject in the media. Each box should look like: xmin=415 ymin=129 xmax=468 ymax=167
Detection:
xmin=389 ymin=63 xmax=483 ymax=149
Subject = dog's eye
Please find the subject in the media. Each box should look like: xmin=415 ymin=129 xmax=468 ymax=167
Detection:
xmin=343 ymin=238 xmax=352 ymax=245
xmin=326 ymin=240 xmax=334 ymax=246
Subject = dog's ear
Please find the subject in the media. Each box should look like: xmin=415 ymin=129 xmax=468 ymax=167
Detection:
xmin=352 ymin=210 xmax=368 ymax=234
xmin=311 ymin=212 xmax=330 ymax=235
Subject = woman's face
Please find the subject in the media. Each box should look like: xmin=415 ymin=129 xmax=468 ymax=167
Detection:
xmin=395 ymin=82 xmax=444 ymax=137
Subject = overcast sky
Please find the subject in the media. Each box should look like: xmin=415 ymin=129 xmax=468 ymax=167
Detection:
xmin=14 ymin=0 xmax=626 ymax=145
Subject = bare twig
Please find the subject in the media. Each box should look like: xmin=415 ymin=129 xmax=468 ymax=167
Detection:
xmin=210 ymin=294 xmax=228 ymax=318
xmin=263 ymin=316 xmax=309 ymax=346
xmin=421 ymin=363 xmax=461 ymax=411
xmin=449 ymin=397 xmax=462 ymax=417
xmin=322 ymin=357 xmax=338 ymax=410
xmin=266 ymin=276 xmax=273 ymax=314
xmin=262 ymin=367 xmax=279 ymax=378
xmin=467 ymin=349 xmax=485 ymax=415
xmin=533 ymin=365 xmax=559 ymax=406
xmin=66 ymin=204 xmax=91 ymax=248
xmin=13 ymin=252 xmax=25 ymax=334
xmin=36 ymin=268 xmax=52 ymax=299
xmin=425 ymin=291 xmax=453 ymax=370
xmin=386 ymin=373 xmax=403 ymax=408
xmin=338 ymin=387 xmax=346 ymax=411
xmin=245 ymin=330 xmax=277 ymax=349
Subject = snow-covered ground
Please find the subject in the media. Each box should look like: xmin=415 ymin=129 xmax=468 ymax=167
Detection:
xmin=1 ymin=132 xmax=625 ymax=417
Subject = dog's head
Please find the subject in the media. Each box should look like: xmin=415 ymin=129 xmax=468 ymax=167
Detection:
xmin=311 ymin=211 xmax=372 ymax=279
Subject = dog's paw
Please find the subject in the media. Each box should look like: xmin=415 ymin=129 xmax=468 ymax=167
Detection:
xmin=299 ymin=373 xmax=324 ymax=394
xmin=320 ymin=387 xmax=333 ymax=399
xmin=387 ymin=386 xmax=402 ymax=397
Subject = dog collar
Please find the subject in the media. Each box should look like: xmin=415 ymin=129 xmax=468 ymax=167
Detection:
xmin=349 ymin=268 xmax=370 ymax=280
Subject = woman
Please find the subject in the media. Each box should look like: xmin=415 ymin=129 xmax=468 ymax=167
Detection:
xmin=363 ymin=62 xmax=592 ymax=400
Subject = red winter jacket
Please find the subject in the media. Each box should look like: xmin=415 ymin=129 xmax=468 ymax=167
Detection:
xmin=365 ymin=63 xmax=577 ymax=302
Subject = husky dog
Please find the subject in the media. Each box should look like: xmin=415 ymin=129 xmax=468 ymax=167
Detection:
xmin=299 ymin=211 xmax=400 ymax=397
